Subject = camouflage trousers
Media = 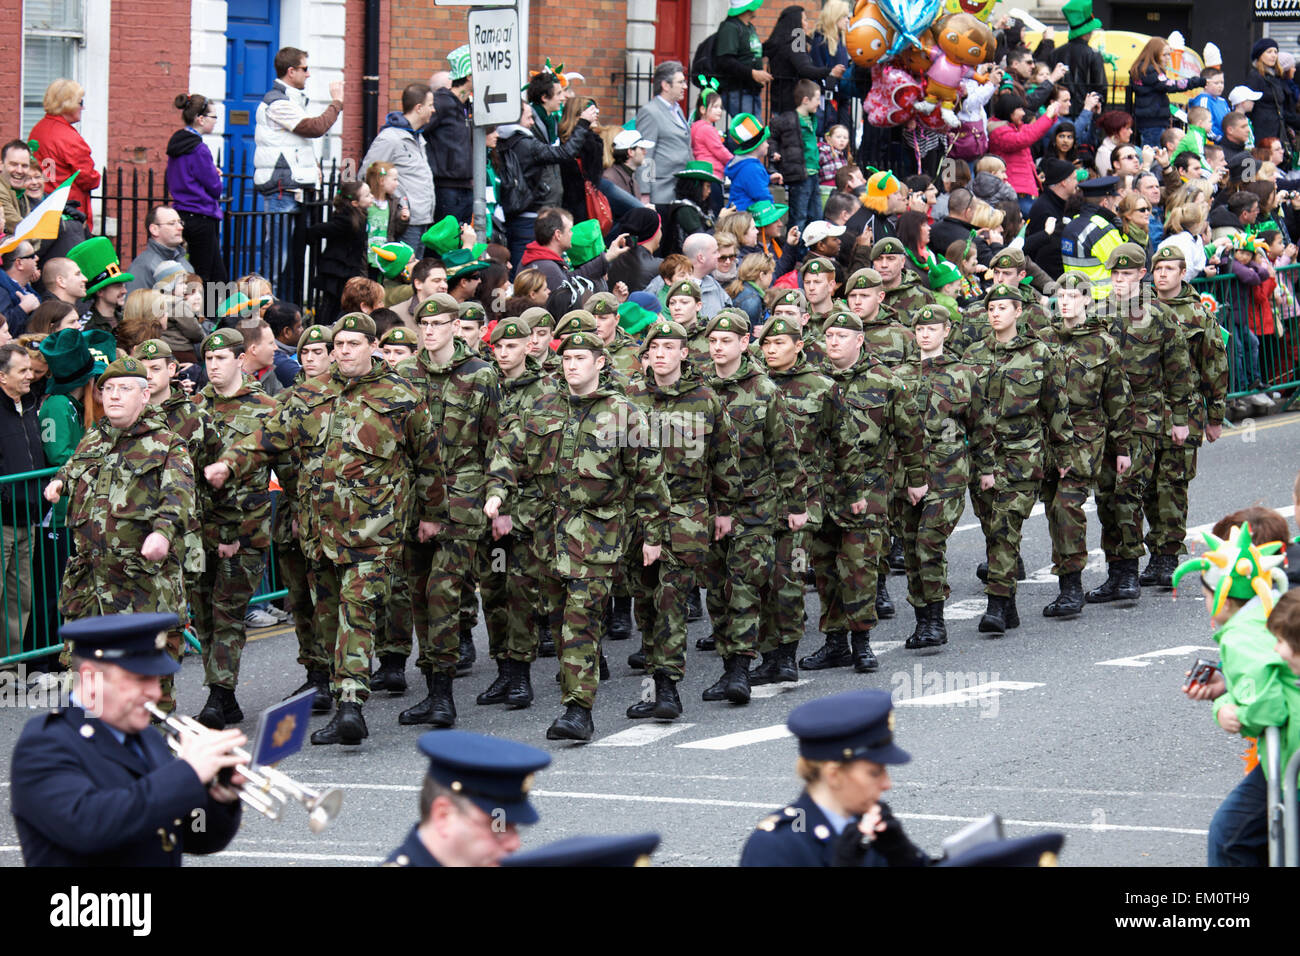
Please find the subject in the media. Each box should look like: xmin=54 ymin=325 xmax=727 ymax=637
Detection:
xmin=157 ymin=626 xmax=185 ymax=715
xmin=703 ymin=529 xmax=773 ymax=659
xmin=279 ymin=540 xmax=327 ymax=672
xmin=314 ymin=556 xmax=394 ymax=703
xmin=813 ymin=517 xmax=884 ymax=634
xmin=901 ymin=493 xmax=966 ymax=607
xmin=880 ymin=456 xmax=904 ymax=576
xmin=1096 ymin=432 xmax=1157 ymax=561
xmin=479 ymin=530 xmax=543 ymax=662
xmin=1143 ymin=441 xmax=1199 ymax=557
xmin=460 ymin=540 xmax=481 ymax=638
xmin=413 ymin=535 xmax=479 ymax=676
xmin=1043 ymin=471 xmax=1094 ymax=575
xmin=985 ymin=482 xmax=1038 ymax=597
xmin=192 ymin=548 xmax=266 ymax=690
xmin=538 ymin=570 xmax=612 ymax=709
xmin=631 ymin=548 xmax=696 ymax=681
xmin=758 ymin=529 xmax=810 ymax=653
xmin=968 ymin=478 xmax=995 ymax=545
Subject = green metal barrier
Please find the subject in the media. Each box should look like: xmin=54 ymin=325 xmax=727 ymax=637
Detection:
xmin=1 ymin=467 xmax=288 ymax=666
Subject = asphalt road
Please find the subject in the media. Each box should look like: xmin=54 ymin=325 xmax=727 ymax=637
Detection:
xmin=3 ymin=411 xmax=1298 ymax=868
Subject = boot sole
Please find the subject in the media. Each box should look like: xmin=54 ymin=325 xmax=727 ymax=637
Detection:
xmin=506 ymin=696 xmax=533 ymax=710
xmin=1042 ymin=606 xmax=1082 ymax=618
xmin=724 ymin=690 xmax=751 ymax=705
xmin=798 ymin=657 xmax=852 ymax=670
xmin=546 ymin=726 xmax=592 ymax=741
xmin=854 ymin=662 xmax=880 ymax=672
xmin=978 ymin=619 xmax=1006 ymax=634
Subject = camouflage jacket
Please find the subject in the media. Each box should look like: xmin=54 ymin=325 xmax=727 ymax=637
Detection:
xmin=57 ymin=409 xmax=195 ymax=618
xmin=1052 ymin=314 xmax=1133 ymax=478
xmin=606 ymin=329 xmax=642 ymax=379
xmin=860 ymin=303 xmax=917 ymax=369
xmin=223 ymin=359 xmax=443 ymax=564
xmin=686 ymin=326 xmax=712 ymax=373
xmin=882 ymin=273 xmax=936 ymax=326
xmin=488 ymin=384 xmax=670 ymax=579
xmin=962 ymin=333 xmax=1074 ymax=483
xmin=823 ymin=351 xmax=926 ymax=523
xmin=895 ymin=351 xmax=994 ymax=497
xmin=625 ymin=366 xmax=743 ymax=563
xmin=952 ymin=292 xmax=1056 ymax=356
xmin=404 ymin=337 xmax=501 ymax=538
xmin=268 ymin=374 xmax=329 ymax=545
xmin=200 ymin=379 xmax=279 ymax=549
xmin=1158 ymin=282 xmax=1229 ymax=442
xmin=494 ymin=356 xmax=561 ymax=533
xmin=801 ymin=322 xmax=829 ymax=368
xmin=1104 ymin=293 xmax=1191 ymax=436
xmin=705 ymin=353 xmax=808 ymax=531
xmin=155 ymin=388 xmax=221 ymax=571
xmin=765 ymin=354 xmax=836 ymax=527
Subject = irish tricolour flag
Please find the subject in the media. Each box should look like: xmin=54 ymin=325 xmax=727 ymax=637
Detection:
xmin=0 ymin=172 xmax=78 ymax=254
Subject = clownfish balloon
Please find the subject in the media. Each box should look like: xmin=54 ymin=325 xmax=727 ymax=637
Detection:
xmin=847 ymin=0 xmax=895 ymax=67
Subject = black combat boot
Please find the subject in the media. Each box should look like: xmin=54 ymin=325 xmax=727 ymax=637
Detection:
xmin=310 ymin=701 xmax=366 ymax=746
xmin=399 ymin=670 xmax=456 ymax=727
xmin=1150 ymin=554 xmax=1177 ymax=588
xmin=1043 ymin=572 xmax=1084 ymax=618
xmin=475 ymin=659 xmax=510 ymax=705
xmin=696 ymin=633 xmax=717 ymax=651
xmin=904 ymin=602 xmax=926 ymax=648
xmin=537 ymin=611 xmax=556 ymax=657
xmin=875 ymin=574 xmax=895 ymax=619
xmin=887 ymin=537 xmax=906 ymax=573
xmin=547 ymin=702 xmax=594 ymax=740
xmin=609 ymin=595 xmax=633 ymax=640
xmin=287 ymin=669 xmax=333 ymax=713
xmin=723 ymin=655 xmax=751 ymax=704
xmin=851 ymin=631 xmax=879 ymax=672
xmin=371 ymin=654 xmax=407 ymax=695
xmin=978 ymin=595 xmax=1008 ymax=634
xmin=599 ymin=651 xmax=610 ymax=680
xmin=1085 ymin=564 xmax=1125 ymax=603
xmin=506 ymin=659 xmax=533 ymax=710
xmin=906 ymin=603 xmax=943 ymax=649
xmin=652 ymin=672 xmax=683 ymax=719
xmin=627 ymin=647 xmax=647 ymax=671
xmin=1113 ymin=558 xmax=1142 ymax=601
xmin=775 ymin=643 xmax=800 ymax=682
xmin=456 ymin=623 xmax=476 ymax=676
xmin=195 ymin=686 xmax=227 ymax=730
xmin=749 ymin=651 xmax=781 ymax=686
xmin=925 ymin=602 xmax=948 ymax=645
xmin=1005 ymin=590 xmax=1020 ymax=629
xmin=799 ymin=631 xmax=851 ymax=670
xmin=686 ymin=588 xmax=704 ymax=622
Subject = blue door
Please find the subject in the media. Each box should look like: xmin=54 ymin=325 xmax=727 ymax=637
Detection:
xmin=225 ymin=0 xmax=280 ymax=207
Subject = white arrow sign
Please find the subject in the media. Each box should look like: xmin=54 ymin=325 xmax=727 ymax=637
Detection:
xmin=468 ymin=7 xmax=523 ymax=127
xmin=1095 ymin=646 xmax=1216 ymax=668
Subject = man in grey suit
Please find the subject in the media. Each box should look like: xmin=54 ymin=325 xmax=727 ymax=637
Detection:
xmin=634 ymin=62 xmax=692 ymax=206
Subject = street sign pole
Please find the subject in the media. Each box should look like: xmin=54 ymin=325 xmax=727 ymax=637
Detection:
xmin=467 ymin=2 xmax=524 ymax=244
xmin=473 ymin=124 xmax=487 ymax=243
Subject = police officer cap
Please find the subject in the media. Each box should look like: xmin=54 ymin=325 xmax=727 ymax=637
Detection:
xmin=62 ymin=612 xmax=184 ymax=676
xmin=584 ymin=291 xmax=621 ymax=316
xmin=846 ymin=268 xmax=883 ymax=291
xmin=458 ymin=301 xmax=487 ymax=323
xmin=703 ymin=309 xmax=750 ymax=337
xmin=489 ymin=318 xmax=533 ymax=344
xmin=131 ymin=339 xmax=173 ymax=361
xmin=380 ymin=325 xmax=418 ymax=347
xmin=1078 ymin=176 xmax=1120 ymax=198
xmin=298 ymin=324 xmax=334 ymax=351
xmin=870 ymin=237 xmax=907 ymax=259
xmin=201 ymin=328 xmax=244 ymax=354
xmin=666 ymin=279 xmax=702 ymax=302
xmin=799 ymin=255 xmax=836 ymax=278
xmin=990 ymin=248 xmax=1026 ymax=271
xmin=415 ymin=293 xmax=461 ymax=319
xmin=520 ymin=306 xmax=555 ymax=330
xmin=822 ymin=310 xmax=864 ymax=333
xmin=756 ymin=316 xmax=803 ymax=342
xmin=937 ymin=832 xmax=1065 ymax=867
xmin=334 ymin=312 xmax=378 ymax=338
xmin=642 ymin=319 xmax=689 ymax=346
xmin=985 ymin=283 xmax=1023 ymax=304
xmin=787 ymin=689 xmax=911 ymax=764
xmin=554 ymin=310 xmax=598 ymax=338
xmin=555 ymin=331 xmax=608 ymax=355
xmin=95 ymin=355 xmax=148 ymax=390
xmin=1151 ymin=245 xmax=1186 ymax=265
xmin=502 ymin=832 xmax=660 ymax=867
xmin=417 ymin=730 xmax=551 ymax=825
xmin=773 ymin=289 xmax=808 ymax=311
xmin=1105 ymin=242 xmax=1147 ymax=272
xmin=914 ymin=303 xmax=952 ymax=326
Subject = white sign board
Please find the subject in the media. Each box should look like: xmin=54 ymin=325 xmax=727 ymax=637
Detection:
xmin=434 ymin=0 xmax=514 ymax=6
xmin=468 ymin=7 xmax=523 ymax=126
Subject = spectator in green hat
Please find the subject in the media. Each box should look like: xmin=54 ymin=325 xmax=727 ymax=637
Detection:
xmin=659 ymin=162 xmax=724 ymax=257
xmin=519 ymin=207 xmax=630 ymax=296
xmin=715 ymin=0 xmax=770 ymax=120
xmin=38 ymin=328 xmax=117 ymax=472
xmin=725 ymin=113 xmax=776 ymax=212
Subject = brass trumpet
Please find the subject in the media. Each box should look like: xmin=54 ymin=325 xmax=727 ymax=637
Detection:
xmin=144 ymin=702 xmax=343 ymax=833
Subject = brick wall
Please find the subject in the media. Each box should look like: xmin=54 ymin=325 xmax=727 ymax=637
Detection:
xmin=530 ymin=0 xmax=626 ymax=115
xmin=108 ymin=0 xmax=192 ymax=172
xmin=342 ymin=0 xmax=390 ymax=162
xmin=0 ymin=31 xmax=20 ymax=135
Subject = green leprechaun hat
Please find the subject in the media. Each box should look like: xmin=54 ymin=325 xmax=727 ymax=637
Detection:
xmin=66 ymin=237 xmax=133 ymax=296
xmin=569 ymin=219 xmax=606 ymax=267
xmin=675 ymin=160 xmax=723 ymax=184
xmin=421 ymin=217 xmax=464 ymax=257
xmin=617 ymin=291 xmax=661 ymax=336
xmin=40 ymin=328 xmax=118 ymax=396
xmin=1062 ymin=0 xmax=1103 ymax=40
xmin=1171 ymin=522 xmax=1289 ymax=617
xmin=372 ymin=241 xmax=416 ymax=281
xmin=443 ymin=246 xmax=490 ymax=281
xmin=727 ymin=113 xmax=770 ymax=155
xmin=748 ymin=199 xmax=788 ymax=228
xmin=928 ymin=258 xmax=962 ymax=291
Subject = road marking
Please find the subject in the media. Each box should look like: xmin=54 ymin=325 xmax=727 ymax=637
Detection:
xmin=1096 ymin=646 xmax=1216 ymax=668
xmin=1020 ymin=549 xmax=1105 ymax=585
xmin=216 ymin=850 xmax=386 ymax=862
xmin=1223 ymin=413 xmax=1300 ymax=434
xmin=749 ymin=679 xmax=813 ymax=700
xmin=591 ymin=723 xmax=697 ymax=746
xmin=677 ymin=724 xmax=792 ymax=751
xmin=944 ymin=599 xmax=988 ymax=621
xmin=895 ymin=680 xmax=1045 ymax=707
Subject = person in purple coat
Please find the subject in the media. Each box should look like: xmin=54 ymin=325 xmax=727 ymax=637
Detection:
xmin=166 ymin=94 xmax=227 ymax=284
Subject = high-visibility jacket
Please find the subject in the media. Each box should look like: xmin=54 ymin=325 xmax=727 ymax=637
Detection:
xmin=1061 ymin=206 xmax=1126 ymax=300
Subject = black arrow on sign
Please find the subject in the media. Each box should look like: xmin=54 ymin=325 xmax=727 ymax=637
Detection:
xmin=484 ymin=87 xmax=508 ymax=107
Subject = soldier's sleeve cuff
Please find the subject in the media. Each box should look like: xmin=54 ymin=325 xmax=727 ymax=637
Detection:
xmin=151 ymin=520 xmax=174 ymax=540
xmin=905 ymin=470 xmax=927 ymax=489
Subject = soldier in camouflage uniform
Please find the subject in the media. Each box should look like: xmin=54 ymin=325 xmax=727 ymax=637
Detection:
xmin=768 ymin=289 xmax=826 ymax=368
xmin=961 ymin=284 xmax=1073 ymax=634
xmin=950 ymin=248 xmax=1057 ymax=356
xmin=192 ymin=329 xmax=279 ymax=729
xmin=1085 ymin=243 xmax=1191 ymax=606
xmin=873 ymin=237 xmax=935 ymax=326
xmin=380 ymin=325 xmax=419 ymax=366
xmin=393 ymin=293 xmax=500 ymax=728
xmin=1140 ymin=245 xmax=1229 ymax=587
xmin=665 ymin=279 xmax=710 ymax=371
xmin=801 ymin=311 xmax=927 ymax=671
xmin=700 ymin=309 xmax=809 ymax=702
xmin=801 ymin=256 xmax=839 ymax=329
xmin=588 ymin=291 xmax=641 ymax=378
xmin=1040 ymin=274 xmax=1134 ymax=619
xmin=755 ymin=316 xmax=835 ymax=681
xmin=44 ymin=358 xmax=195 ymax=680
xmin=522 ymin=306 xmax=562 ymax=379
xmin=208 ymin=312 xmax=443 ymax=746
xmin=457 ymin=301 xmax=488 ymax=355
xmin=485 ymin=331 xmax=670 ymax=741
xmin=623 ymin=319 xmax=741 ymax=718
xmin=898 ymin=304 xmax=994 ymax=648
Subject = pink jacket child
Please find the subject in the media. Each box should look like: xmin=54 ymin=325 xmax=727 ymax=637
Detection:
xmin=987 ymin=104 xmax=1061 ymax=198
xmin=692 ymin=118 xmax=733 ymax=179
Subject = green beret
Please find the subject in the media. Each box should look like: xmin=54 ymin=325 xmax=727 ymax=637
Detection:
xmin=822 ymin=310 xmax=863 ymax=333
xmin=985 ymin=283 xmax=1023 ymax=304
xmin=703 ymin=310 xmax=750 ymax=337
xmin=913 ymin=303 xmax=952 ymax=326
xmin=799 ymin=256 xmax=836 ymax=278
xmin=555 ymin=331 xmax=607 ymax=355
xmin=458 ymin=301 xmax=487 ymax=323
xmin=1105 ymin=242 xmax=1148 ymax=272
xmin=132 ymin=339 xmax=173 ymax=361
xmin=1055 ymin=273 xmax=1096 ymax=294
xmin=490 ymin=318 xmax=533 ymax=344
xmin=520 ymin=306 xmax=554 ymax=330
xmin=333 ymin=312 xmax=378 ymax=337
xmin=642 ymin=320 xmax=689 ymax=346
xmin=665 ymin=279 xmax=702 ymax=301
xmin=772 ymin=289 xmax=807 ymax=312
xmin=584 ymin=292 xmax=621 ymax=316
xmin=415 ymin=293 xmax=461 ymax=319
xmin=95 ymin=356 xmax=148 ymax=390
xmin=756 ymin=316 xmax=803 ymax=342
xmin=201 ymin=328 xmax=244 ymax=354
xmin=380 ymin=326 xmax=418 ymax=347
xmin=298 ymin=324 xmax=334 ymax=351
xmin=554 ymin=310 xmax=598 ymax=337
xmin=845 ymin=268 xmax=883 ymax=291
xmin=1152 ymin=245 xmax=1186 ymax=265
xmin=870 ymin=237 xmax=906 ymax=259
xmin=989 ymin=248 xmax=1026 ymax=271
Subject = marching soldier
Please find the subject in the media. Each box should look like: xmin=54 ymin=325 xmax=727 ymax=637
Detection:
xmin=951 ymin=248 xmax=1055 ymax=356
xmin=380 ymin=325 xmax=419 ymax=366
xmin=872 ymin=237 xmax=935 ymax=323
xmin=588 ymin=291 xmax=641 ymax=378
xmin=1060 ymin=176 xmax=1126 ymax=300
xmin=521 ymin=306 xmax=562 ymax=378
xmin=206 ymin=312 xmax=443 ymax=746
xmin=457 ymin=301 xmax=487 ymax=355
xmin=768 ymin=288 xmax=825 ymax=367
xmin=800 ymin=256 xmax=840 ymax=328
xmin=664 ymin=278 xmax=710 ymax=371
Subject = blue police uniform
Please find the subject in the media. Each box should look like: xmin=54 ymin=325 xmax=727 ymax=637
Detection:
xmin=740 ymin=689 xmax=930 ymax=868
xmin=9 ymin=613 xmax=242 ymax=866
xmin=383 ymin=824 xmax=444 ymax=868
xmin=502 ymin=832 xmax=661 ymax=867
xmin=937 ymin=832 xmax=1065 ymax=867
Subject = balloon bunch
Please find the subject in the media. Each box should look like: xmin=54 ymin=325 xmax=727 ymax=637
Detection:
xmin=848 ymin=0 xmax=997 ymax=130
